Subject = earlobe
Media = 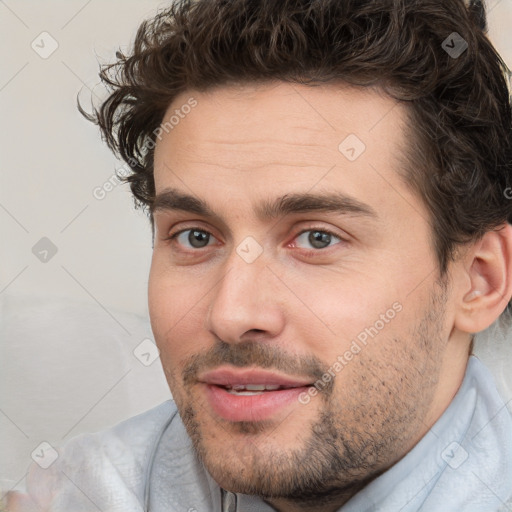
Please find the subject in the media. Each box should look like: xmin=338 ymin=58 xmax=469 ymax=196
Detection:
xmin=455 ymin=223 xmax=512 ymax=334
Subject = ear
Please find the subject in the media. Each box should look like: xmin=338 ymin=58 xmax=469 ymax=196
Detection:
xmin=454 ymin=223 xmax=512 ymax=333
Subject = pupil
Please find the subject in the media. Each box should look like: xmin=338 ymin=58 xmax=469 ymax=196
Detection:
xmin=189 ymin=230 xmax=209 ymax=248
xmin=309 ymin=231 xmax=331 ymax=249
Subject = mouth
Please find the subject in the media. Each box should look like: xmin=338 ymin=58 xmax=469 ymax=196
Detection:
xmin=197 ymin=367 xmax=314 ymax=422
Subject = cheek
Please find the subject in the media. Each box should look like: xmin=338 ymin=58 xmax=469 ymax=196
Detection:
xmin=148 ymin=258 xmax=216 ymax=374
xmin=284 ymin=269 xmax=403 ymax=358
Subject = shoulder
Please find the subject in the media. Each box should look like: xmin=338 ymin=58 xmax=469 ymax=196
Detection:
xmin=101 ymin=399 xmax=179 ymax=454
xmin=58 ymin=399 xmax=178 ymax=475
xmin=19 ymin=401 xmax=179 ymax=512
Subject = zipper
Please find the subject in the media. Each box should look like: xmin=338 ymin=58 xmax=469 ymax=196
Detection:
xmin=221 ymin=488 xmax=238 ymax=512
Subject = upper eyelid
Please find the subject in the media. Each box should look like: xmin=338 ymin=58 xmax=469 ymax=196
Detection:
xmin=168 ymin=225 xmax=345 ymax=246
xmin=295 ymin=226 xmax=343 ymax=238
xmin=158 ymin=210 xmax=353 ymax=238
xmin=292 ymin=228 xmax=345 ymax=248
xmin=167 ymin=223 xmax=220 ymax=240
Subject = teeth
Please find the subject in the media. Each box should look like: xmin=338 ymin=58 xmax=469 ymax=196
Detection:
xmin=227 ymin=384 xmax=282 ymax=392
xmin=244 ymin=384 xmax=266 ymax=391
xmin=227 ymin=389 xmax=265 ymax=396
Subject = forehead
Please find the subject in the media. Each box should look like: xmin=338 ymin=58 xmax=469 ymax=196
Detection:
xmin=151 ymin=81 xmax=426 ymax=227
xmin=155 ymin=81 xmax=407 ymax=168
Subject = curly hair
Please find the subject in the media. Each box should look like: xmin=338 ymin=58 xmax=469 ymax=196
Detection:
xmin=80 ymin=0 xmax=512 ymax=275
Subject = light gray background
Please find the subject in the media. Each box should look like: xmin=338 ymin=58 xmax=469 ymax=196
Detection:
xmin=1 ymin=0 xmax=512 ymax=493
xmin=0 ymin=0 xmax=170 ymax=491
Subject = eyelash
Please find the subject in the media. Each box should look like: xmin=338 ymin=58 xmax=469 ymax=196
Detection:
xmin=165 ymin=226 xmax=345 ymax=253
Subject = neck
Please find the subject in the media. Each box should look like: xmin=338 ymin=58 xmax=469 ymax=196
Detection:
xmin=263 ymin=474 xmax=381 ymax=512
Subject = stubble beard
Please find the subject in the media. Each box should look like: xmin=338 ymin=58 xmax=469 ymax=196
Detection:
xmin=173 ymin=282 xmax=448 ymax=505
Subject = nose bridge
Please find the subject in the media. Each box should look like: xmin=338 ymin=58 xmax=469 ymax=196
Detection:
xmin=205 ymin=241 xmax=283 ymax=342
xmin=212 ymin=245 xmax=268 ymax=317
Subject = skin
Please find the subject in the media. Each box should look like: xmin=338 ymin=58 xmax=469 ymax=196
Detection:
xmin=147 ymin=81 xmax=500 ymax=511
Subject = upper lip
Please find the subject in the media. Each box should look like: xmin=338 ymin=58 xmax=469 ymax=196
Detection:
xmin=198 ymin=366 xmax=313 ymax=388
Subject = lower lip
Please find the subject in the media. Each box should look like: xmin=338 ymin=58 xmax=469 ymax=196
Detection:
xmin=203 ymin=384 xmax=310 ymax=422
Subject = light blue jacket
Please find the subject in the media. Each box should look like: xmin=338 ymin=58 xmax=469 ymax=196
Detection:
xmin=17 ymin=356 xmax=512 ymax=511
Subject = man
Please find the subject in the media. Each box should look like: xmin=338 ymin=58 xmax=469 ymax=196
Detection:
xmin=5 ymin=0 xmax=512 ymax=510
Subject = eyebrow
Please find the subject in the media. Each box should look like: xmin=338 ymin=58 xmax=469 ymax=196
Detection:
xmin=151 ymin=187 xmax=378 ymax=222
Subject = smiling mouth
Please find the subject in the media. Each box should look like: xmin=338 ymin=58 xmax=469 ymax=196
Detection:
xmin=195 ymin=366 xmax=316 ymax=421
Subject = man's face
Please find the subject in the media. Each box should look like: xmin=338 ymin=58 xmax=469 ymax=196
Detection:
xmin=149 ymin=82 xmax=458 ymax=502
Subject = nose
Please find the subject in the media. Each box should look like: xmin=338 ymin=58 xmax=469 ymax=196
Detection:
xmin=205 ymin=247 xmax=285 ymax=344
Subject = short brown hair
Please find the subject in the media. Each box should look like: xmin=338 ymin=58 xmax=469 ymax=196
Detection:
xmin=80 ymin=0 xmax=512 ymax=275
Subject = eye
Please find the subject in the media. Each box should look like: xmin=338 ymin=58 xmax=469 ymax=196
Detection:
xmin=294 ymin=229 xmax=343 ymax=250
xmin=170 ymin=228 xmax=217 ymax=249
